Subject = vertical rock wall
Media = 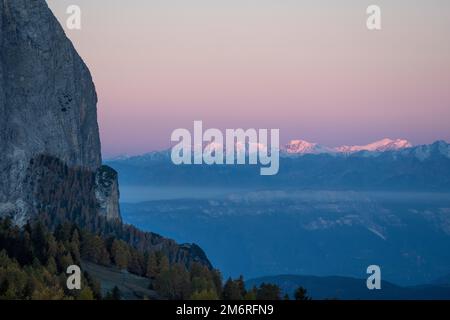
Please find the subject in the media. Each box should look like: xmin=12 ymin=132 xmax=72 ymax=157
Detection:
xmin=0 ymin=0 xmax=120 ymax=223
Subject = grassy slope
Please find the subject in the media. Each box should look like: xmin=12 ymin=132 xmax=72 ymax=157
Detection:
xmin=81 ymin=260 xmax=158 ymax=300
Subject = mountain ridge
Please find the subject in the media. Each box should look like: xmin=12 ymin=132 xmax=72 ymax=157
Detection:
xmin=246 ymin=274 xmax=450 ymax=300
xmin=108 ymin=139 xmax=447 ymax=160
xmin=106 ymin=140 xmax=450 ymax=191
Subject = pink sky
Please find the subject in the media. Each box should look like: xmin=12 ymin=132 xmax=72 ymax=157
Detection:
xmin=47 ymin=0 xmax=450 ymax=157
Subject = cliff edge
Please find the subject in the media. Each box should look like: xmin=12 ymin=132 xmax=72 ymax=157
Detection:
xmin=0 ymin=0 xmax=119 ymax=223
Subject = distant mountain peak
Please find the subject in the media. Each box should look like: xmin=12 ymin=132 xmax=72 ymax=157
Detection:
xmin=409 ymin=140 xmax=450 ymax=160
xmin=203 ymin=141 xmax=268 ymax=155
xmin=284 ymin=139 xmax=331 ymax=154
xmin=335 ymin=138 xmax=412 ymax=153
xmin=105 ymin=154 xmax=132 ymax=161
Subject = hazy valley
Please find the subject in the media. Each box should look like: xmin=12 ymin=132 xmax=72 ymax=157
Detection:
xmin=108 ymin=141 xmax=450 ymax=290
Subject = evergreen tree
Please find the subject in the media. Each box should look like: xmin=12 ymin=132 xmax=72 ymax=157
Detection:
xmin=77 ymin=286 xmax=95 ymax=300
xmin=105 ymin=286 xmax=122 ymax=300
xmin=256 ymin=283 xmax=281 ymax=300
xmin=159 ymin=255 xmax=170 ymax=273
xmin=154 ymin=263 xmax=191 ymax=299
xmin=222 ymin=278 xmax=243 ymax=300
xmin=70 ymin=229 xmax=81 ymax=262
xmin=236 ymin=275 xmax=246 ymax=298
xmin=46 ymin=256 xmax=57 ymax=275
xmin=211 ymin=269 xmax=223 ymax=298
xmin=128 ymin=250 xmax=144 ymax=275
xmin=111 ymin=240 xmax=129 ymax=270
xmin=146 ymin=252 xmax=159 ymax=279
xmin=294 ymin=286 xmax=310 ymax=300
xmin=190 ymin=289 xmax=219 ymax=300
xmin=243 ymin=286 xmax=257 ymax=300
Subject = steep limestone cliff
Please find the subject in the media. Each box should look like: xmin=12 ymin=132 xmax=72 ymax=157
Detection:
xmin=0 ymin=0 xmax=120 ymax=223
xmin=0 ymin=0 xmax=211 ymax=270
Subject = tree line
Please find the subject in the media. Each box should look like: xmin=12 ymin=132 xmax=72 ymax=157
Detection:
xmin=0 ymin=217 xmax=310 ymax=300
xmin=0 ymin=154 xmax=311 ymax=300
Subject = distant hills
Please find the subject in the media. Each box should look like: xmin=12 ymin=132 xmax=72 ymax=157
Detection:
xmin=246 ymin=275 xmax=450 ymax=300
xmin=106 ymin=140 xmax=450 ymax=191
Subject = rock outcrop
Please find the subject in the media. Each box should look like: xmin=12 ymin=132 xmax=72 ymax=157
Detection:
xmin=0 ymin=0 xmax=120 ymax=223
xmin=95 ymin=166 xmax=121 ymax=221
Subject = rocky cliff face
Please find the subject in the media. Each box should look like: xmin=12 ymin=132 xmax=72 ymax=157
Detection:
xmin=0 ymin=0 xmax=212 ymax=270
xmin=0 ymin=0 xmax=120 ymax=224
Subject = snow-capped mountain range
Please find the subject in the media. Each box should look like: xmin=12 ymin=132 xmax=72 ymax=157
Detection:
xmin=284 ymin=138 xmax=412 ymax=155
xmin=105 ymin=140 xmax=450 ymax=191
xmin=105 ymin=139 xmax=450 ymax=162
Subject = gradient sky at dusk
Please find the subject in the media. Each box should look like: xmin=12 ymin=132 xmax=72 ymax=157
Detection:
xmin=47 ymin=0 xmax=450 ymax=157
